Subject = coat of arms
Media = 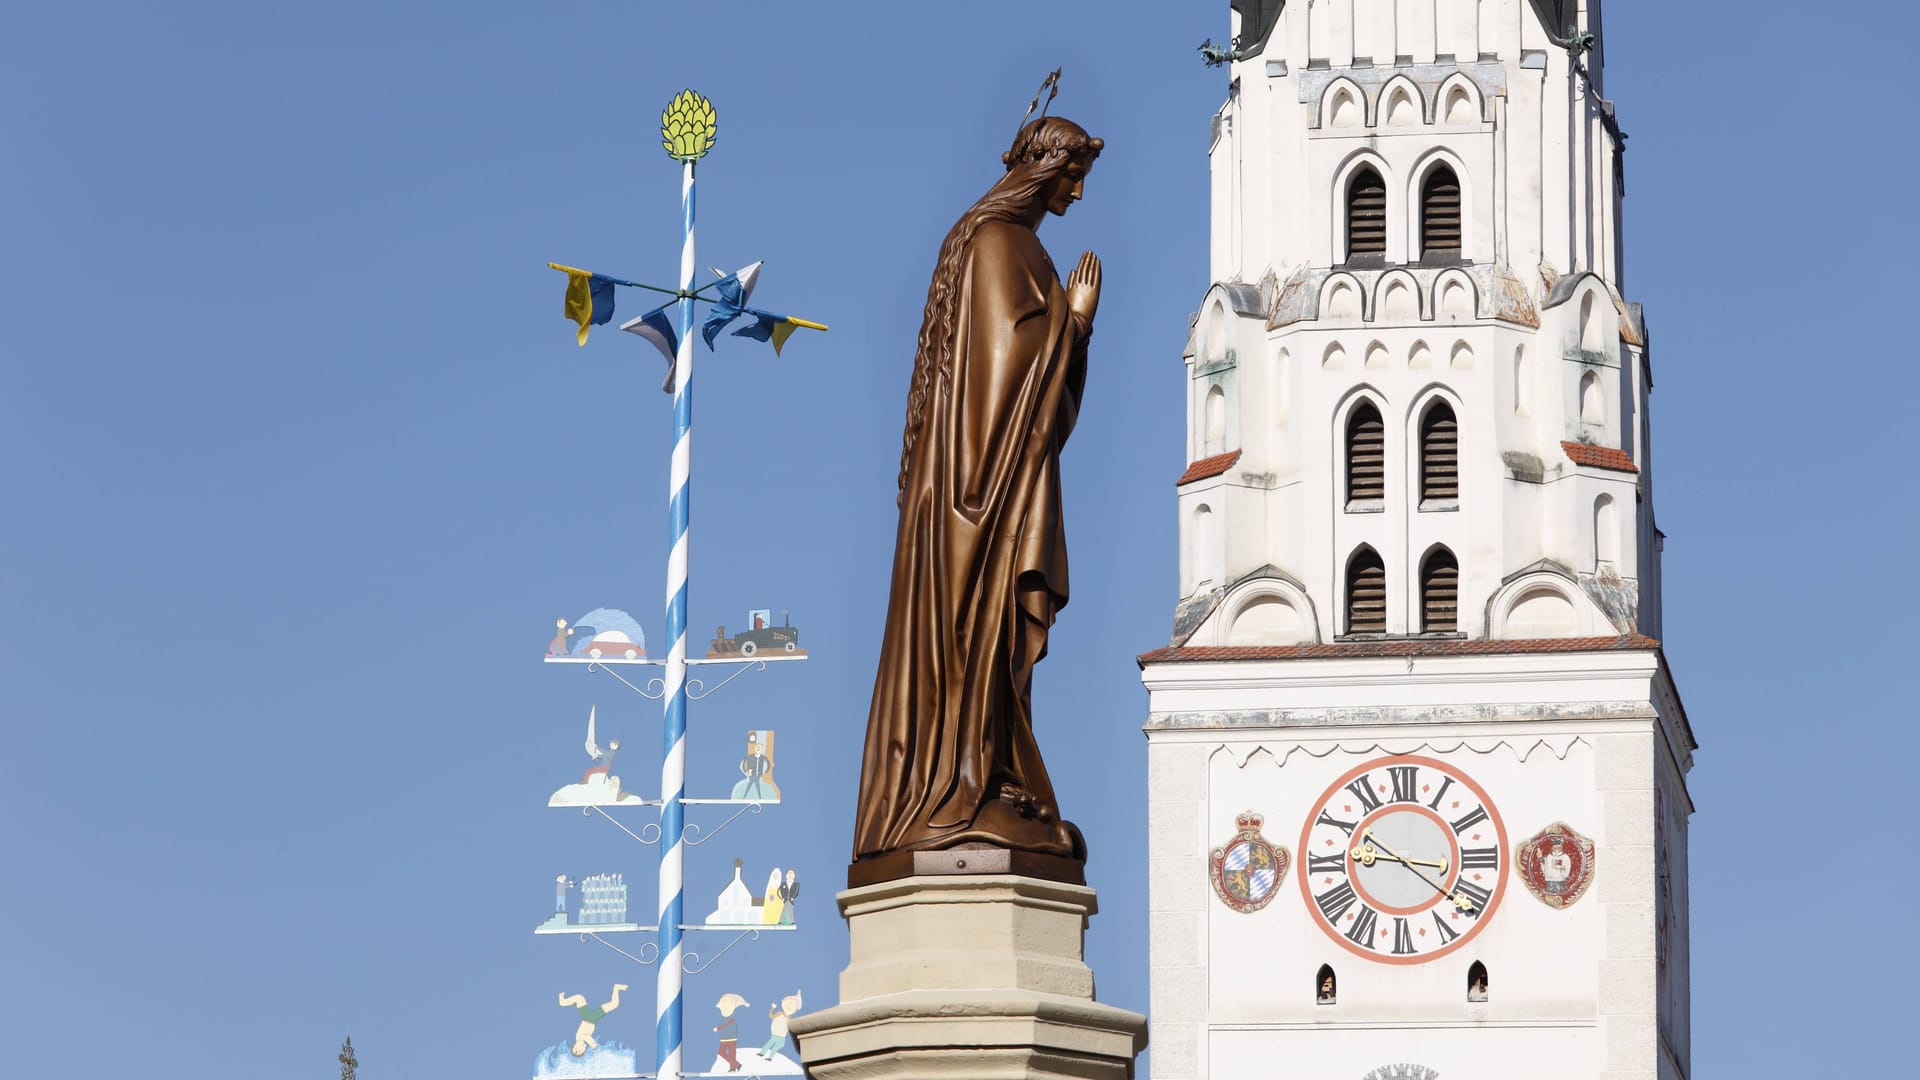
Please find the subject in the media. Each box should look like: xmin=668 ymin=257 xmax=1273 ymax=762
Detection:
xmin=1515 ymin=822 xmax=1596 ymax=909
xmin=1209 ymin=811 xmax=1288 ymax=913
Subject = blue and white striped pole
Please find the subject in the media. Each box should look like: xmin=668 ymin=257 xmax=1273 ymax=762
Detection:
xmin=655 ymin=153 xmax=695 ymax=1080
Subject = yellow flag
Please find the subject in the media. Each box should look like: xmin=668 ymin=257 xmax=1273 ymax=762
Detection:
xmin=563 ymin=270 xmax=594 ymax=346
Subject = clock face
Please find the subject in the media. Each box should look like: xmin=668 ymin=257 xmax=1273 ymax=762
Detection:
xmin=1297 ymin=755 xmax=1509 ymax=964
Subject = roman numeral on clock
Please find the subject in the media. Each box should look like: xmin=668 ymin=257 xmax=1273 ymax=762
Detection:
xmin=1451 ymin=805 xmax=1490 ymax=835
xmin=1460 ymin=846 xmax=1500 ymax=870
xmin=1453 ymin=879 xmax=1493 ymax=915
xmin=1308 ymin=852 xmax=1346 ymax=875
xmin=1432 ymin=910 xmax=1461 ymax=944
xmin=1426 ymin=775 xmax=1456 ymax=811
xmin=1388 ymin=765 xmax=1420 ymax=804
xmin=1317 ymin=808 xmax=1358 ymax=835
xmin=1344 ymin=904 xmax=1380 ymax=949
xmin=1315 ymin=880 xmax=1359 ymax=923
xmin=1391 ymin=917 xmax=1416 ymax=956
xmin=1345 ymin=774 xmax=1383 ymax=813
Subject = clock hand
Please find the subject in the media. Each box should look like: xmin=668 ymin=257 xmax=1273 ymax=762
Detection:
xmin=1359 ymin=830 xmax=1479 ymax=915
xmin=1349 ymin=840 xmax=1450 ymax=874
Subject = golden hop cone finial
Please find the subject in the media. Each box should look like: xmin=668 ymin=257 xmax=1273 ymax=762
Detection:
xmin=661 ymin=89 xmax=717 ymax=163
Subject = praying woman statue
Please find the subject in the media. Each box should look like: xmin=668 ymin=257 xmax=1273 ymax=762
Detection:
xmin=852 ymin=112 xmax=1104 ymax=883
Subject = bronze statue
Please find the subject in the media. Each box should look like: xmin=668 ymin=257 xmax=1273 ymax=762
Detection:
xmin=851 ymin=108 xmax=1104 ymax=884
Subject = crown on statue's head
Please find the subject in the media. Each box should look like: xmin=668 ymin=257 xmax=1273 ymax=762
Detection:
xmin=1001 ymin=69 xmax=1103 ymax=172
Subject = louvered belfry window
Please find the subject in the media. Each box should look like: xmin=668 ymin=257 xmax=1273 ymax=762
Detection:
xmin=1347 ymin=167 xmax=1387 ymax=259
xmin=1347 ymin=403 xmax=1385 ymax=503
xmin=1420 ymin=402 xmax=1459 ymax=502
xmin=1421 ymin=165 xmax=1462 ymax=256
xmin=1422 ymin=547 xmax=1460 ymax=633
xmin=1347 ymin=548 xmax=1387 ymax=635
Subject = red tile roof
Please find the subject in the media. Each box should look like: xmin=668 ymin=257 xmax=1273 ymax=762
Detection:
xmin=1177 ymin=450 xmax=1241 ymax=486
xmin=1138 ymin=634 xmax=1660 ymax=665
xmin=1561 ymin=441 xmax=1638 ymax=473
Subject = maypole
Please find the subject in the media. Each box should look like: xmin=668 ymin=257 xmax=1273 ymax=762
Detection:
xmin=656 ymin=88 xmax=714 ymax=1080
xmin=540 ymin=87 xmax=824 ymax=1080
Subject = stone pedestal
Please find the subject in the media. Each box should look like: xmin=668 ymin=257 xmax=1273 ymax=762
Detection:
xmin=790 ymin=873 xmax=1147 ymax=1080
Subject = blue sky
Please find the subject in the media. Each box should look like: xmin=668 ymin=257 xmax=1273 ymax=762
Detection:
xmin=1 ymin=2 xmax=1911 ymax=1077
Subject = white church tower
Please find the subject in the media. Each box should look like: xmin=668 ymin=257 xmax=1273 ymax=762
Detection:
xmin=1141 ymin=3 xmax=1693 ymax=1078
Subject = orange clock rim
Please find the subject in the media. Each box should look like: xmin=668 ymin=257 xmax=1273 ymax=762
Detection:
xmin=1295 ymin=753 xmax=1510 ymax=965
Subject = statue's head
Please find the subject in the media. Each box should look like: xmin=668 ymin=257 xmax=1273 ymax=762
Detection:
xmin=1001 ymin=116 xmax=1103 ymax=218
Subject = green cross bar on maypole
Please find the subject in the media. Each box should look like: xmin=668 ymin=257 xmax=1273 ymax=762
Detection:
xmin=543 ymin=88 xmax=826 ymax=1080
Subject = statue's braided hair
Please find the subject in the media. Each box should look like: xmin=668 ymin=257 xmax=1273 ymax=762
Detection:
xmin=896 ymin=116 xmax=1103 ymax=504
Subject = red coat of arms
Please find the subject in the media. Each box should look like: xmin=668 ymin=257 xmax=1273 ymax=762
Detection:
xmin=1515 ymin=822 xmax=1596 ymax=909
xmin=1210 ymin=812 xmax=1288 ymax=913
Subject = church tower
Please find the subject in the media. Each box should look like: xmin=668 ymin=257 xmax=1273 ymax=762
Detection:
xmin=1141 ymin=3 xmax=1693 ymax=1078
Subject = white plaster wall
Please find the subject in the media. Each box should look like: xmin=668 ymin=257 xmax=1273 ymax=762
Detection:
xmin=1142 ymin=648 xmax=1687 ymax=1079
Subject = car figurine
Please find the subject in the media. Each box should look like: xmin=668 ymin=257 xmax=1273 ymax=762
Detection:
xmin=584 ymin=630 xmax=645 ymax=660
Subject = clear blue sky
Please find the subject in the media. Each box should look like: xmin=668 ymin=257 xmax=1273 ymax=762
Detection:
xmin=1 ymin=2 xmax=1910 ymax=1077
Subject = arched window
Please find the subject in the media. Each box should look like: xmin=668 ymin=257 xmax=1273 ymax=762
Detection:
xmin=1467 ymin=961 xmax=1489 ymax=1002
xmin=1594 ymin=494 xmax=1618 ymax=568
xmin=1204 ymin=385 xmax=1227 ymax=454
xmin=1421 ymin=547 xmax=1459 ymax=634
xmin=1316 ymin=964 xmax=1338 ymax=1005
xmin=1346 ymin=547 xmax=1387 ymax=635
xmin=1346 ymin=402 xmax=1385 ymax=505
xmin=1346 ymin=167 xmax=1387 ymax=260
xmin=1420 ymin=401 xmax=1459 ymax=504
xmin=1579 ymin=370 xmax=1604 ymax=426
xmin=1420 ymin=165 xmax=1462 ymax=258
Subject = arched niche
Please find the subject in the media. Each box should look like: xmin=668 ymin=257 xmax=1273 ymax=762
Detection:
xmin=1437 ymin=72 xmax=1484 ymax=125
xmin=1436 ymin=270 xmax=1476 ymax=321
xmin=1579 ymin=370 xmax=1604 ymax=426
xmin=1487 ymin=569 xmax=1609 ymax=639
xmin=1594 ymin=493 xmax=1619 ymax=568
xmin=1323 ymin=274 xmax=1365 ymax=322
xmin=1579 ymin=290 xmax=1604 ymax=351
xmin=1322 ymin=78 xmax=1365 ymax=129
xmin=1376 ymin=270 xmax=1420 ymax=322
xmin=1218 ymin=574 xmax=1321 ymax=646
xmin=1381 ymin=77 xmax=1422 ymax=126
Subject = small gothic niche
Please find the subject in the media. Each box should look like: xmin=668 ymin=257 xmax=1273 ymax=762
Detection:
xmin=1316 ymin=963 xmax=1337 ymax=1005
xmin=1467 ymin=960 xmax=1489 ymax=1002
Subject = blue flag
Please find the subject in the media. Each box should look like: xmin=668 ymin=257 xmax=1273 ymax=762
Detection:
xmin=699 ymin=261 xmax=763 ymax=348
xmin=620 ymin=303 xmax=682 ymax=390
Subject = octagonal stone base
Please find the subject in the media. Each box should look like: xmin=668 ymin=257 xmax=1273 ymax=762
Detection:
xmin=791 ymin=874 xmax=1146 ymax=1080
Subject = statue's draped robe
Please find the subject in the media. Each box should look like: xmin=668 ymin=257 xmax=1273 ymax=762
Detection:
xmin=854 ymin=220 xmax=1088 ymax=861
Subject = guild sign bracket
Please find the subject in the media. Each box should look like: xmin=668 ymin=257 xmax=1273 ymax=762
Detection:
xmin=585 ymin=805 xmax=664 ymax=847
xmin=680 ymin=801 xmax=763 ymax=847
xmin=583 ymin=931 xmax=661 ymax=968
